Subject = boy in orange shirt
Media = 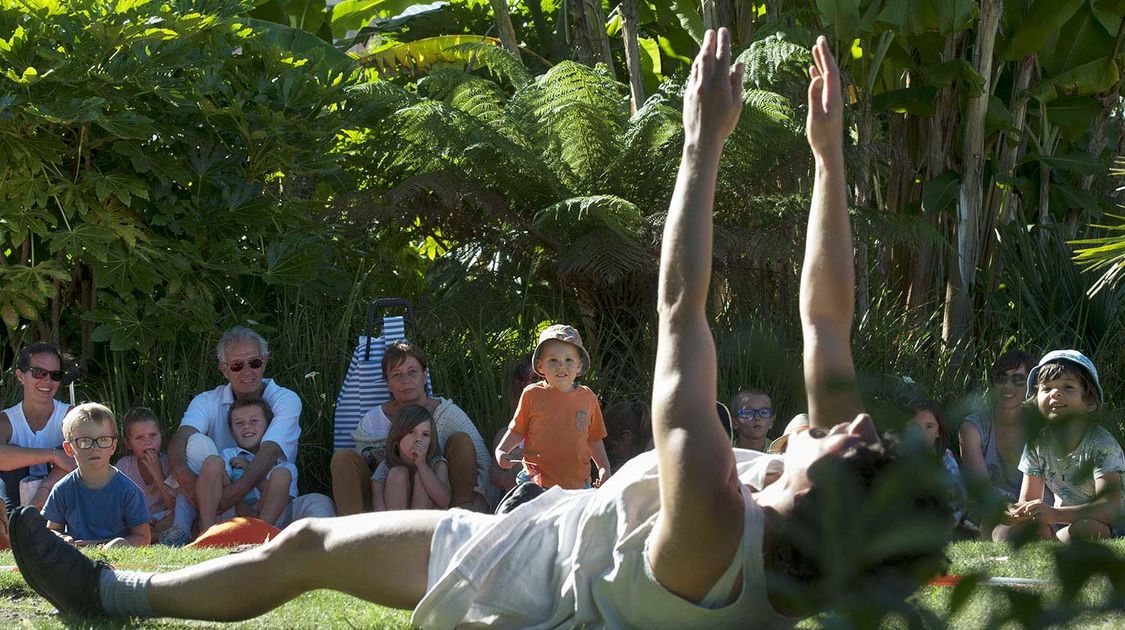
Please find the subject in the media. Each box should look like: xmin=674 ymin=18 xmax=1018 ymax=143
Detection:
xmin=495 ymin=325 xmax=611 ymax=489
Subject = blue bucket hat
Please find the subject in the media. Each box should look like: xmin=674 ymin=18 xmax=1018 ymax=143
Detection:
xmin=1025 ymin=350 xmax=1104 ymax=410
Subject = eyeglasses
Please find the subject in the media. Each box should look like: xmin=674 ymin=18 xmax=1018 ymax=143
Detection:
xmin=69 ymin=436 xmax=116 ymax=449
xmin=736 ymin=407 xmax=774 ymax=420
xmin=21 ymin=366 xmax=64 ymax=382
xmin=993 ymin=373 xmax=1027 ymax=387
xmin=224 ymin=358 xmax=264 ymax=372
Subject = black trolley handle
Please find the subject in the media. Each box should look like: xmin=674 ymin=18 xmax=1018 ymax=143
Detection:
xmin=363 ymin=298 xmax=417 ymax=361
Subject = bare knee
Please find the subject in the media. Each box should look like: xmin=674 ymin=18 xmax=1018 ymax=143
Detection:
xmin=200 ymin=455 xmax=225 ymax=479
xmin=1058 ymin=519 xmax=1111 ymax=542
xmin=269 ymin=467 xmax=292 ymax=488
xmin=264 ymin=518 xmax=330 ymax=585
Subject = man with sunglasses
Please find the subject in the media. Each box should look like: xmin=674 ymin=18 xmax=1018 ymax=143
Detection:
xmin=1 ymin=343 xmax=77 ymax=512
xmin=165 ymin=326 xmax=331 ymax=544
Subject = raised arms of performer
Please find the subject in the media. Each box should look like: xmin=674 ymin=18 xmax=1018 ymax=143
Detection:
xmin=648 ymin=27 xmax=747 ymax=603
xmin=799 ymin=37 xmax=864 ymax=429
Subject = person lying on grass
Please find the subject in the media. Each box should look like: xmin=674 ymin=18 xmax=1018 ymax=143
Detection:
xmin=9 ymin=30 xmax=950 ymax=626
xmin=999 ymin=350 xmax=1124 ymax=542
xmin=43 ymin=403 xmax=150 ymax=548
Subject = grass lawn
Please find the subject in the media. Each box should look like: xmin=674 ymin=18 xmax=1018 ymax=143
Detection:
xmin=2 ymin=541 xmax=1124 ymax=628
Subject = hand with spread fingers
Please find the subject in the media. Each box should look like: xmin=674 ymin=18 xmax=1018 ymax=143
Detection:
xmin=806 ymin=35 xmax=845 ymax=156
xmin=682 ymin=27 xmax=745 ymax=146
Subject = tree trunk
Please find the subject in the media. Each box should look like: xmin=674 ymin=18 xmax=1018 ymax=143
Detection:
xmin=943 ymin=0 xmax=1001 ymax=367
xmin=572 ymin=0 xmax=616 ymax=78
xmin=621 ymin=0 xmax=645 ymax=112
xmin=525 ymin=0 xmax=556 ymax=61
xmin=489 ymin=0 xmax=521 ymax=58
xmin=735 ymin=0 xmax=755 ymax=45
xmin=701 ymin=0 xmax=734 ymax=30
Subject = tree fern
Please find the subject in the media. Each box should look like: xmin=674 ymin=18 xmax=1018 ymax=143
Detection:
xmin=509 ymin=62 xmax=630 ymax=190
xmin=737 ymin=34 xmax=813 ymax=90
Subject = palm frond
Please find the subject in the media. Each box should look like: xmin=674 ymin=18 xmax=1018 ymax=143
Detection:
xmin=358 ymin=35 xmax=507 ymax=76
xmin=852 ymin=207 xmax=950 ymax=252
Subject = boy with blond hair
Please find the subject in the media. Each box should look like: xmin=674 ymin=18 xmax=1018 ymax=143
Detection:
xmin=494 ymin=325 xmax=612 ymax=489
xmin=42 ymin=403 xmax=150 ymax=547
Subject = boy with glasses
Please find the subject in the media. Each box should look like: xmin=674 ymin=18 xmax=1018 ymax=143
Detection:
xmin=42 ymin=403 xmax=150 ymax=548
xmin=729 ymin=387 xmax=775 ymax=451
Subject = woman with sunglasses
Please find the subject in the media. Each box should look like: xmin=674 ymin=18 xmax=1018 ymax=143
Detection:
xmin=957 ymin=348 xmax=1037 ymax=540
xmin=0 ymin=343 xmax=77 ymax=511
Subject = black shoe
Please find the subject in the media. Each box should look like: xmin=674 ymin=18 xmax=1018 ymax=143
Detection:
xmin=495 ymin=481 xmax=546 ymax=514
xmin=9 ymin=506 xmax=108 ymax=618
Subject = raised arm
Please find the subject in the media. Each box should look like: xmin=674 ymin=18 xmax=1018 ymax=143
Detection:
xmin=648 ymin=27 xmax=747 ymax=603
xmin=799 ymin=37 xmax=863 ymax=428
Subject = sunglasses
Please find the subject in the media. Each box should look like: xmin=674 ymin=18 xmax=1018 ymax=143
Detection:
xmin=69 ymin=436 xmax=116 ymax=449
xmin=224 ymin=358 xmax=264 ymax=372
xmin=993 ymin=373 xmax=1028 ymax=387
xmin=736 ymin=406 xmax=774 ymax=420
xmin=21 ymin=366 xmax=64 ymax=382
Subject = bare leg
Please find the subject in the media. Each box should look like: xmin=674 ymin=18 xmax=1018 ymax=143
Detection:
xmin=992 ymin=521 xmax=1051 ymax=542
xmin=196 ymin=456 xmax=228 ymax=532
xmin=147 ymin=511 xmax=444 ymax=620
xmin=1057 ymin=518 xmax=1111 ymax=542
xmin=331 ymin=450 xmax=372 ymax=516
xmin=384 ymin=466 xmax=411 ymax=511
xmin=256 ymin=469 xmax=293 ymax=526
xmin=411 ymin=471 xmax=436 ymax=509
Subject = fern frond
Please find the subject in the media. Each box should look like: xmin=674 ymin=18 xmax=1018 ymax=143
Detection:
xmin=555 ymin=228 xmax=654 ymax=285
xmin=737 ymin=34 xmax=812 ymax=90
xmin=852 ymin=207 xmax=950 ymax=252
xmin=446 ymin=42 xmax=533 ymax=89
xmin=417 ymin=69 xmax=528 ymax=146
xmin=509 ymin=62 xmax=630 ymax=190
xmin=533 ymin=195 xmax=645 ymax=246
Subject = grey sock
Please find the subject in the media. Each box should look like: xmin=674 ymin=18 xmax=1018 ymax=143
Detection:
xmin=98 ymin=569 xmax=155 ymax=618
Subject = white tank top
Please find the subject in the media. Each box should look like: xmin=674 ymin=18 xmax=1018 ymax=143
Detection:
xmin=3 ymin=400 xmax=70 ymax=478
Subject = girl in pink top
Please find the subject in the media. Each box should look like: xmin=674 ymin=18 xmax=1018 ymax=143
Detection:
xmin=115 ymin=408 xmax=176 ymax=539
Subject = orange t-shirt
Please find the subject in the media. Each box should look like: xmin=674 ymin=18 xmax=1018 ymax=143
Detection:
xmin=510 ymin=382 xmax=607 ymax=490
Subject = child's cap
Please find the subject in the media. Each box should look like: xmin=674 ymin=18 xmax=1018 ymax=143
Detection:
xmin=532 ymin=324 xmax=591 ymax=377
xmin=1026 ymin=350 xmax=1104 ymax=410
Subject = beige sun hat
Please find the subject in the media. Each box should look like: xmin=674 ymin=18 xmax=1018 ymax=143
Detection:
xmin=767 ymin=413 xmax=810 ymax=454
xmin=532 ymin=324 xmax=591 ymax=377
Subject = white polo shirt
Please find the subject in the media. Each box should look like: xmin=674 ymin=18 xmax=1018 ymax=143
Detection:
xmin=180 ymin=379 xmax=301 ymax=464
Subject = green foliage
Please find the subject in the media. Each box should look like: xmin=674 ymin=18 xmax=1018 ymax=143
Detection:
xmin=0 ymin=0 xmax=359 ymax=353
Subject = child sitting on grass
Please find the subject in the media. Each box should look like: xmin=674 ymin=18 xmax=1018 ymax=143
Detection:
xmin=372 ymin=404 xmax=450 ymax=510
xmin=114 ymin=408 xmax=176 ymax=539
xmin=196 ymin=399 xmax=297 ymax=532
xmin=43 ymin=403 xmax=150 ymax=547
xmin=494 ymin=325 xmax=611 ymax=489
xmin=1004 ymin=350 xmax=1124 ymax=542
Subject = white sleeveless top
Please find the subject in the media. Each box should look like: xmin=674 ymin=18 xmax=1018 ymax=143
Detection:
xmin=3 ymin=400 xmax=70 ymax=478
xmin=414 ymin=449 xmax=795 ymax=629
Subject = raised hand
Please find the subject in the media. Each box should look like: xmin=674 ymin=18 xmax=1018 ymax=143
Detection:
xmin=806 ymin=35 xmax=844 ymax=156
xmin=683 ymin=28 xmax=745 ymax=146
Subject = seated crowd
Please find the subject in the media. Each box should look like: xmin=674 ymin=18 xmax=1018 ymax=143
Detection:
xmin=3 ymin=326 xmax=1119 ymax=549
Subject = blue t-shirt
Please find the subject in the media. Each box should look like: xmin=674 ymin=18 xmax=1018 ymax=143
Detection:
xmin=42 ymin=468 xmax=149 ymax=541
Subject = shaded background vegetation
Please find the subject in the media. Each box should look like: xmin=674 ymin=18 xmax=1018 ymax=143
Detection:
xmin=0 ymin=0 xmax=1124 ymax=626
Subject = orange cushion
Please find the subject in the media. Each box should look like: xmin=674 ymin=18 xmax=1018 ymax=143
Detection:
xmin=187 ymin=517 xmax=281 ymax=548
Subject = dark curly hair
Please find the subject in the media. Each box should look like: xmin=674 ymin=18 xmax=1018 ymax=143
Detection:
xmin=765 ymin=437 xmax=952 ymax=617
